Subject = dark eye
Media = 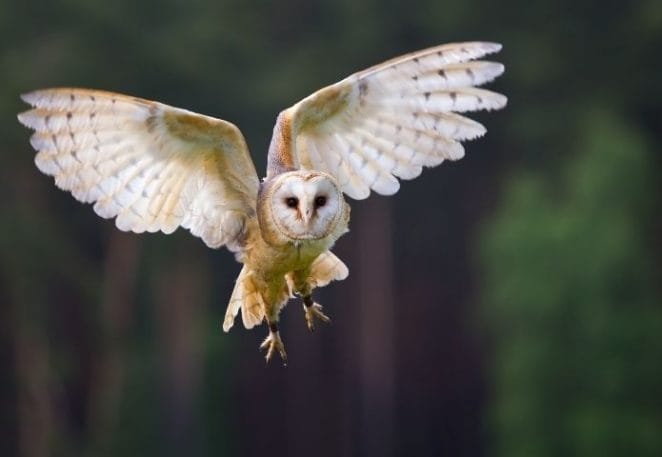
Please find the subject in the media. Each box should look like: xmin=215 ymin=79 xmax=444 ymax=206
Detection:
xmin=285 ymin=197 xmax=298 ymax=208
xmin=315 ymin=195 xmax=327 ymax=208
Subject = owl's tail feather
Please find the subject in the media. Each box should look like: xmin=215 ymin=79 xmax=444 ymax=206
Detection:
xmin=307 ymin=251 xmax=349 ymax=289
xmin=223 ymin=266 xmax=265 ymax=332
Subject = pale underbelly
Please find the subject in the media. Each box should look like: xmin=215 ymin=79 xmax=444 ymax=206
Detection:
xmin=243 ymin=233 xmax=332 ymax=279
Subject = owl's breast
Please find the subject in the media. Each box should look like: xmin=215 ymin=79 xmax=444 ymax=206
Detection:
xmin=245 ymin=233 xmax=335 ymax=279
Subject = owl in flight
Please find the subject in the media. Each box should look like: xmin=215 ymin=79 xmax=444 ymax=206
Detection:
xmin=18 ymin=42 xmax=506 ymax=363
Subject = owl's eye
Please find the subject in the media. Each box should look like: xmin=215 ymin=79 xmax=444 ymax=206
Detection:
xmin=315 ymin=195 xmax=327 ymax=208
xmin=285 ymin=197 xmax=299 ymax=208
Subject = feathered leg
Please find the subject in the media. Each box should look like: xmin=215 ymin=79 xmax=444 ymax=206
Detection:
xmin=258 ymin=280 xmax=290 ymax=364
xmin=294 ymin=251 xmax=348 ymax=331
xmin=260 ymin=320 xmax=287 ymax=364
xmin=291 ymin=276 xmax=330 ymax=333
xmin=292 ymin=276 xmax=331 ymax=332
xmin=302 ymin=294 xmax=331 ymax=332
xmin=289 ymin=251 xmax=348 ymax=331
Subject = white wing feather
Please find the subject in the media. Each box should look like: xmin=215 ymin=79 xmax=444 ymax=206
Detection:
xmin=288 ymin=41 xmax=507 ymax=199
xmin=18 ymin=88 xmax=259 ymax=249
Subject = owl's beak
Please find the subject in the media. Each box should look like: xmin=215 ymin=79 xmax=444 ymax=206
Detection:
xmin=301 ymin=203 xmax=313 ymax=227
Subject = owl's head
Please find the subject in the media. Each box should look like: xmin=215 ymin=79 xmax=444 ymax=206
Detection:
xmin=261 ymin=170 xmax=344 ymax=243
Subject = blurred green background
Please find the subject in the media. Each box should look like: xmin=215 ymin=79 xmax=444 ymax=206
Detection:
xmin=1 ymin=0 xmax=660 ymax=456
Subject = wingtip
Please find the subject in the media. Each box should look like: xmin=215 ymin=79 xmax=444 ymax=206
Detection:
xmin=488 ymin=62 xmax=506 ymax=80
xmin=490 ymin=93 xmax=508 ymax=111
xmin=16 ymin=110 xmax=30 ymax=126
xmin=481 ymin=42 xmax=503 ymax=54
xmin=20 ymin=90 xmax=41 ymax=106
xmin=16 ymin=108 xmax=43 ymax=130
xmin=444 ymin=41 xmax=502 ymax=60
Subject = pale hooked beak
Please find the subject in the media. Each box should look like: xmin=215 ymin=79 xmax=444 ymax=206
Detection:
xmin=301 ymin=202 xmax=313 ymax=227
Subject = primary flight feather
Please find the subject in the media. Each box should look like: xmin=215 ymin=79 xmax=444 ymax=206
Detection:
xmin=18 ymin=42 xmax=506 ymax=363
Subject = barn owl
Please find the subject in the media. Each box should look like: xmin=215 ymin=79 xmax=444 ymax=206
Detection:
xmin=18 ymin=42 xmax=506 ymax=363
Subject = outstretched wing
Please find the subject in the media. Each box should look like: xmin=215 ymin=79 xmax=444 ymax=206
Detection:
xmin=272 ymin=42 xmax=506 ymax=199
xmin=18 ymin=88 xmax=259 ymax=250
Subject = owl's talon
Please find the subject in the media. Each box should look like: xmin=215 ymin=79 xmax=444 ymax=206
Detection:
xmin=303 ymin=302 xmax=331 ymax=332
xmin=260 ymin=329 xmax=287 ymax=364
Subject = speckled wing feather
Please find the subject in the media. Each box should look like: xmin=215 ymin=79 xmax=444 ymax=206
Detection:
xmin=18 ymin=88 xmax=259 ymax=250
xmin=284 ymin=42 xmax=507 ymax=199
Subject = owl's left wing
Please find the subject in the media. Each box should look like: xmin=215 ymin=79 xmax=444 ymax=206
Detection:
xmin=18 ymin=88 xmax=260 ymax=250
xmin=273 ymin=42 xmax=506 ymax=199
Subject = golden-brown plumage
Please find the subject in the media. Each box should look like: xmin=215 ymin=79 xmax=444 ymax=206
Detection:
xmin=17 ymin=42 xmax=506 ymax=363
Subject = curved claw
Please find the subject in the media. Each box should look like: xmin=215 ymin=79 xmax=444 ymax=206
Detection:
xmin=303 ymin=302 xmax=331 ymax=332
xmin=260 ymin=331 xmax=287 ymax=364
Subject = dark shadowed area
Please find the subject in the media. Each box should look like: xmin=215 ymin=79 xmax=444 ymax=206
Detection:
xmin=1 ymin=1 xmax=661 ymax=456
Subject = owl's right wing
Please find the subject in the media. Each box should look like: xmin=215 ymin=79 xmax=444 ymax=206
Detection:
xmin=272 ymin=42 xmax=506 ymax=199
xmin=18 ymin=88 xmax=260 ymax=250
